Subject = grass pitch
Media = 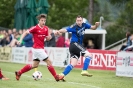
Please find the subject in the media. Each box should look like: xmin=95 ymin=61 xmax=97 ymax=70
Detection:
xmin=0 ymin=62 xmax=133 ymax=88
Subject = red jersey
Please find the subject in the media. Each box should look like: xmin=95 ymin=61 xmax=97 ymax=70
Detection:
xmin=28 ymin=24 xmax=48 ymax=49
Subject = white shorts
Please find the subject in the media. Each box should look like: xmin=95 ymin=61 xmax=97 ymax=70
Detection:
xmin=32 ymin=48 xmax=48 ymax=61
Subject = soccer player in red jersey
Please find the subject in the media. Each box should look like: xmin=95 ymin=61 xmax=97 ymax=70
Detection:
xmin=15 ymin=14 xmax=59 ymax=81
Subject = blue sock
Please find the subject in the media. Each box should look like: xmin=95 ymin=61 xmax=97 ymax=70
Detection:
xmin=62 ymin=64 xmax=73 ymax=76
xmin=83 ymin=56 xmax=91 ymax=70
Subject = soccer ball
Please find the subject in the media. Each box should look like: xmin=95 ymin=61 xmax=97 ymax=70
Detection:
xmin=32 ymin=71 xmax=42 ymax=80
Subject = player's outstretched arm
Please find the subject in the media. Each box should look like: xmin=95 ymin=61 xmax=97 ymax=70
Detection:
xmin=58 ymin=29 xmax=67 ymax=33
xmin=46 ymin=28 xmax=52 ymax=41
xmin=54 ymin=29 xmax=67 ymax=35
xmin=90 ymin=22 xmax=100 ymax=30
xmin=17 ymin=30 xmax=29 ymax=45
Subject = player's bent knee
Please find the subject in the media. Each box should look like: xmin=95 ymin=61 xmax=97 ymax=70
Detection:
xmin=71 ymin=55 xmax=79 ymax=60
xmin=84 ymin=51 xmax=92 ymax=58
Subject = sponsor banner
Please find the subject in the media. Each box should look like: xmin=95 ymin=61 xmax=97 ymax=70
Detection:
xmin=26 ymin=47 xmax=70 ymax=67
xmin=116 ymin=52 xmax=133 ymax=77
xmin=0 ymin=47 xmax=11 ymax=62
xmin=75 ymin=49 xmax=118 ymax=70
xmin=47 ymin=48 xmax=70 ymax=67
xmin=11 ymin=47 xmax=118 ymax=70
xmin=12 ymin=47 xmax=26 ymax=63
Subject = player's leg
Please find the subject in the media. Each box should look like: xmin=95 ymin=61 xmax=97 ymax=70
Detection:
xmin=58 ymin=43 xmax=80 ymax=80
xmin=42 ymin=50 xmax=59 ymax=81
xmin=59 ymin=56 xmax=78 ymax=80
xmin=0 ymin=68 xmax=3 ymax=79
xmin=15 ymin=60 xmax=40 ymax=81
xmin=81 ymin=51 xmax=93 ymax=77
xmin=44 ymin=58 xmax=59 ymax=81
xmin=0 ymin=68 xmax=9 ymax=80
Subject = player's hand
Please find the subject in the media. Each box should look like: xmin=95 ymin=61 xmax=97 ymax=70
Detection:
xmin=95 ymin=22 xmax=100 ymax=27
xmin=17 ymin=41 xmax=21 ymax=45
xmin=54 ymin=30 xmax=60 ymax=35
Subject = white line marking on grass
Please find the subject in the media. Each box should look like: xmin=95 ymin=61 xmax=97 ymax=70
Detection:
xmin=68 ymin=82 xmax=100 ymax=88
xmin=4 ymin=71 xmax=101 ymax=88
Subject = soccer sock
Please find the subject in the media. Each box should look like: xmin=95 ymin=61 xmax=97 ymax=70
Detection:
xmin=47 ymin=65 xmax=57 ymax=78
xmin=0 ymin=68 xmax=3 ymax=78
xmin=19 ymin=64 xmax=32 ymax=75
xmin=82 ymin=56 xmax=91 ymax=70
xmin=63 ymin=64 xmax=73 ymax=76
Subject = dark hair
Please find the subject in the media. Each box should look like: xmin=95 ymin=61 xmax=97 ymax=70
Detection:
xmin=126 ymin=31 xmax=131 ymax=40
xmin=36 ymin=14 xmax=47 ymax=20
xmin=76 ymin=15 xmax=83 ymax=19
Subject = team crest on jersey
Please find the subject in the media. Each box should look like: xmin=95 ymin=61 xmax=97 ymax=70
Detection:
xmin=77 ymin=27 xmax=85 ymax=36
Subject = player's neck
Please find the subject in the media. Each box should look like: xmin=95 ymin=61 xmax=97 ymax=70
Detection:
xmin=38 ymin=24 xmax=44 ymax=28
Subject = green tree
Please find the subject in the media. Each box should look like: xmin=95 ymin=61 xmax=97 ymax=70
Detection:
xmin=0 ymin=0 xmax=16 ymax=29
xmin=106 ymin=0 xmax=133 ymax=46
xmin=47 ymin=0 xmax=89 ymax=29
xmin=0 ymin=0 xmax=101 ymax=30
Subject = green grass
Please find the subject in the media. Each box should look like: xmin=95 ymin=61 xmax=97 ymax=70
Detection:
xmin=0 ymin=62 xmax=133 ymax=88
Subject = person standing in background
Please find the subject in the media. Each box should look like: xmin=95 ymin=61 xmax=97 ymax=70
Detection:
xmin=56 ymin=33 xmax=65 ymax=47
xmin=45 ymin=29 xmax=56 ymax=47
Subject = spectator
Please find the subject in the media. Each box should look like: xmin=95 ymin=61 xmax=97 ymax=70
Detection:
xmin=8 ymin=29 xmax=14 ymax=43
xmin=45 ymin=29 xmax=56 ymax=47
xmin=120 ymin=32 xmax=131 ymax=51
xmin=9 ymin=32 xmax=23 ymax=47
xmin=56 ymin=33 xmax=65 ymax=47
xmin=23 ymin=34 xmax=33 ymax=47
xmin=87 ymin=38 xmax=95 ymax=49
xmin=23 ymin=29 xmax=26 ymax=33
xmin=13 ymin=28 xmax=17 ymax=33
xmin=0 ymin=33 xmax=10 ymax=47
xmin=123 ymin=34 xmax=133 ymax=51
xmin=18 ymin=30 xmax=24 ymax=45
xmin=0 ymin=30 xmax=4 ymax=42
xmin=65 ymin=38 xmax=70 ymax=47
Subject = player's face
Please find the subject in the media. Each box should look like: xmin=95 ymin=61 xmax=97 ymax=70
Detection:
xmin=76 ymin=17 xmax=83 ymax=27
xmin=38 ymin=18 xmax=46 ymax=27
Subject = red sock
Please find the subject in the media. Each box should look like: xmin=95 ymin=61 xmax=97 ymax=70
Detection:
xmin=0 ymin=68 xmax=3 ymax=78
xmin=19 ymin=64 xmax=32 ymax=75
xmin=47 ymin=65 xmax=57 ymax=78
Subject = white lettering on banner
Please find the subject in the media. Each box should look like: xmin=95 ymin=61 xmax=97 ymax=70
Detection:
xmin=88 ymin=53 xmax=116 ymax=67
xmin=116 ymin=52 xmax=133 ymax=77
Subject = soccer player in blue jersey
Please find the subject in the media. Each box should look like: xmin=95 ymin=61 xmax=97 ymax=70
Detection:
xmin=55 ymin=15 xmax=100 ymax=81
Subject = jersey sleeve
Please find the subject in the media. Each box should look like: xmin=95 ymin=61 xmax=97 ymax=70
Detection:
xmin=85 ymin=23 xmax=91 ymax=29
xmin=28 ymin=26 xmax=36 ymax=33
xmin=66 ymin=26 xmax=74 ymax=32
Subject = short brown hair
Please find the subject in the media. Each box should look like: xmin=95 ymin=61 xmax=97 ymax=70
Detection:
xmin=36 ymin=14 xmax=47 ymax=20
xmin=76 ymin=15 xmax=83 ymax=19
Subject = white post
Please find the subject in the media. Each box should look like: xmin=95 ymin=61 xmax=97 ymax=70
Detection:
xmin=102 ymin=34 xmax=105 ymax=50
xmin=65 ymin=32 xmax=68 ymax=40
xmin=99 ymin=16 xmax=104 ymax=29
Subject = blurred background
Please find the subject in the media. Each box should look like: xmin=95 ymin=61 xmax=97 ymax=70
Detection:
xmin=0 ymin=0 xmax=133 ymax=50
